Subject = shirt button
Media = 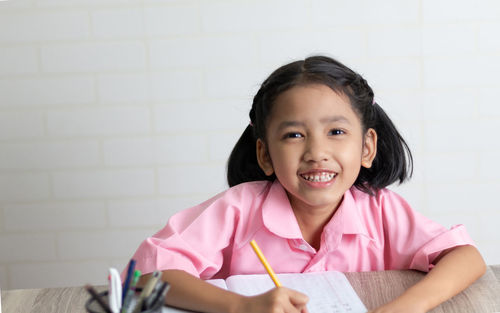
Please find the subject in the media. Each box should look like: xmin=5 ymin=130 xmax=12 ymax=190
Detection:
xmin=298 ymin=244 xmax=309 ymax=251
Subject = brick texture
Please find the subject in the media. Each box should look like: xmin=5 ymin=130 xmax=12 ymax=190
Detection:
xmin=1 ymin=0 xmax=499 ymax=290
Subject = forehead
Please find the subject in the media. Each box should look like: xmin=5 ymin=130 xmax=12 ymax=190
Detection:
xmin=269 ymin=84 xmax=359 ymax=124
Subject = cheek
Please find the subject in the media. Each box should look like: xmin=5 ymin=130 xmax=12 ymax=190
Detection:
xmin=337 ymin=141 xmax=364 ymax=165
xmin=272 ymin=156 xmax=295 ymax=174
xmin=268 ymin=148 xmax=297 ymax=174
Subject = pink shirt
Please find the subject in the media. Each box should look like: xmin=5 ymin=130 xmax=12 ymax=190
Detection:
xmin=130 ymin=180 xmax=473 ymax=279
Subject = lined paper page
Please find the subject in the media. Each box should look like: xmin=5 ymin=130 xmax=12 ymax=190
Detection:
xmin=205 ymin=279 xmax=228 ymax=289
xmin=226 ymin=271 xmax=367 ymax=313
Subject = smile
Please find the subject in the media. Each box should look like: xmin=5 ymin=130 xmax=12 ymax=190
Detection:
xmin=300 ymin=172 xmax=336 ymax=182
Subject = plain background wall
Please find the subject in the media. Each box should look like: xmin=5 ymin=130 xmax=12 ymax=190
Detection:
xmin=1 ymin=0 xmax=499 ymax=289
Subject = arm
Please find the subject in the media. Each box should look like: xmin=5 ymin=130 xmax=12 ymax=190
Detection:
xmin=370 ymin=245 xmax=486 ymax=313
xmin=138 ymin=269 xmax=309 ymax=313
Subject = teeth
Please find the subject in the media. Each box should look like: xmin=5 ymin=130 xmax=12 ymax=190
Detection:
xmin=301 ymin=172 xmax=336 ymax=182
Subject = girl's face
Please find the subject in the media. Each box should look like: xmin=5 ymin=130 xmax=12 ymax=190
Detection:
xmin=257 ymin=84 xmax=377 ymax=213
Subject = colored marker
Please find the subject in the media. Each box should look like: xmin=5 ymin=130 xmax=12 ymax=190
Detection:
xmin=132 ymin=271 xmax=161 ymax=313
xmin=121 ymin=270 xmax=141 ymax=313
xmin=108 ymin=268 xmax=122 ymax=313
xmin=122 ymin=259 xmax=136 ymax=303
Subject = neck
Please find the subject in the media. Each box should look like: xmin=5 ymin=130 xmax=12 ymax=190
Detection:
xmin=289 ymin=198 xmax=342 ymax=251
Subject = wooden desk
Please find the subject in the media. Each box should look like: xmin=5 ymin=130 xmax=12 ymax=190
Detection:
xmin=2 ymin=266 xmax=499 ymax=313
xmin=347 ymin=265 xmax=500 ymax=313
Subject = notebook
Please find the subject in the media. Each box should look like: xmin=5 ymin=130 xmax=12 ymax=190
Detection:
xmin=162 ymin=271 xmax=367 ymax=313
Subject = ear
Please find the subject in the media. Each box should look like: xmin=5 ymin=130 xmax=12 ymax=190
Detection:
xmin=361 ymin=128 xmax=377 ymax=168
xmin=256 ymin=139 xmax=274 ymax=176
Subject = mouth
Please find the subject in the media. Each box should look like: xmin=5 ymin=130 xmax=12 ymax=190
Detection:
xmin=299 ymin=171 xmax=337 ymax=183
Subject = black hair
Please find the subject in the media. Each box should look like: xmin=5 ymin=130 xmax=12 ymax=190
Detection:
xmin=226 ymin=55 xmax=413 ymax=194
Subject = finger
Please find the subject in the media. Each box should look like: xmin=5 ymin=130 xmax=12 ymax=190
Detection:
xmin=282 ymin=300 xmax=303 ymax=313
xmin=286 ymin=288 xmax=309 ymax=307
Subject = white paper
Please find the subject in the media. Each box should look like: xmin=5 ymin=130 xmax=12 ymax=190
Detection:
xmin=205 ymin=279 xmax=228 ymax=289
xmin=161 ymin=272 xmax=367 ymax=313
xmin=226 ymin=272 xmax=367 ymax=313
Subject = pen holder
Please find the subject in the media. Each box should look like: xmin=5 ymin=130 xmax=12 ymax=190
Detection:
xmin=85 ymin=289 xmax=163 ymax=313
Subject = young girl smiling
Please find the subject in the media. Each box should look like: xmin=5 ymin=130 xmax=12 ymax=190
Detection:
xmin=130 ymin=56 xmax=486 ymax=313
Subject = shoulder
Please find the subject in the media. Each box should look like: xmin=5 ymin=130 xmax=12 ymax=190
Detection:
xmin=348 ymin=187 xmax=441 ymax=242
xmin=348 ymin=186 xmax=415 ymax=220
xmin=225 ymin=180 xmax=274 ymax=197
xmin=167 ymin=181 xmax=274 ymax=232
xmin=350 ymin=186 xmax=408 ymax=207
xmin=215 ymin=180 xmax=274 ymax=206
xmin=182 ymin=180 xmax=273 ymax=216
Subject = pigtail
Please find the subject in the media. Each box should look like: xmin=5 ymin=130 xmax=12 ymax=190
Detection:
xmin=226 ymin=124 xmax=274 ymax=187
xmin=355 ymin=102 xmax=413 ymax=194
xmin=226 ymin=70 xmax=289 ymax=187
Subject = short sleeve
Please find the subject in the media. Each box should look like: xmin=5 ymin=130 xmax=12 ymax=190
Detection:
xmin=380 ymin=190 xmax=475 ymax=272
xmin=130 ymin=192 xmax=241 ymax=279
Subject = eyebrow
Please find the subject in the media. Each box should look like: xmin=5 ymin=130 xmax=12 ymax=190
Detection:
xmin=277 ymin=115 xmax=351 ymax=131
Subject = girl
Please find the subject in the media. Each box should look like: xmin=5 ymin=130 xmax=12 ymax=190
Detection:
xmin=131 ymin=56 xmax=486 ymax=313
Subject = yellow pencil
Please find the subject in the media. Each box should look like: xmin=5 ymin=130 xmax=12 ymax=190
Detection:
xmin=249 ymin=239 xmax=282 ymax=287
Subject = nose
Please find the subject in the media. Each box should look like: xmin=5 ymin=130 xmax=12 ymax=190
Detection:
xmin=303 ymin=136 xmax=329 ymax=163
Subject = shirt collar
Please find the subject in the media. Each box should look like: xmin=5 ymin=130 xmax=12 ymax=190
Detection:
xmin=261 ymin=180 xmax=303 ymax=239
xmin=261 ymin=181 xmax=374 ymax=242
xmin=323 ymin=188 xmax=374 ymax=240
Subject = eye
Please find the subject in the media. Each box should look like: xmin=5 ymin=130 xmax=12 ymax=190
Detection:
xmin=284 ymin=132 xmax=303 ymax=139
xmin=328 ymin=129 xmax=345 ymax=136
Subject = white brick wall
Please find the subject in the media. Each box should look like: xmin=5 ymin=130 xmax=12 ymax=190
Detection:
xmin=0 ymin=234 xmax=57 ymax=262
xmin=47 ymin=106 xmax=151 ymax=136
xmin=108 ymin=195 xmax=208 ymax=228
xmin=0 ymin=76 xmax=96 ymax=107
xmin=144 ymin=5 xmax=200 ymax=36
xmin=0 ymin=46 xmax=39 ymax=75
xmin=4 ymin=201 xmax=107 ymax=231
xmin=149 ymin=36 xmax=259 ymax=68
xmin=0 ymin=111 xmax=45 ymax=140
xmin=97 ymin=73 xmax=149 ymax=104
xmin=0 ymin=264 xmax=7 ymax=289
xmin=0 ymin=173 xmax=51 ymax=202
xmin=0 ymin=10 xmax=89 ymax=42
xmin=52 ymin=169 xmax=156 ymax=199
xmin=41 ymin=42 xmax=147 ymax=73
xmin=91 ymin=8 xmax=145 ymax=39
xmin=149 ymin=71 xmax=203 ymax=101
xmin=57 ymin=229 xmax=153 ymax=260
xmin=9 ymin=261 xmax=110 ymax=289
xmin=258 ymin=29 xmax=366 ymax=66
xmin=1 ymin=0 xmax=499 ymax=290
xmin=0 ymin=141 xmax=100 ymax=169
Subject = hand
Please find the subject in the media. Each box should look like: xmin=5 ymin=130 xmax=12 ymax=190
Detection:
xmin=235 ymin=287 xmax=309 ymax=313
